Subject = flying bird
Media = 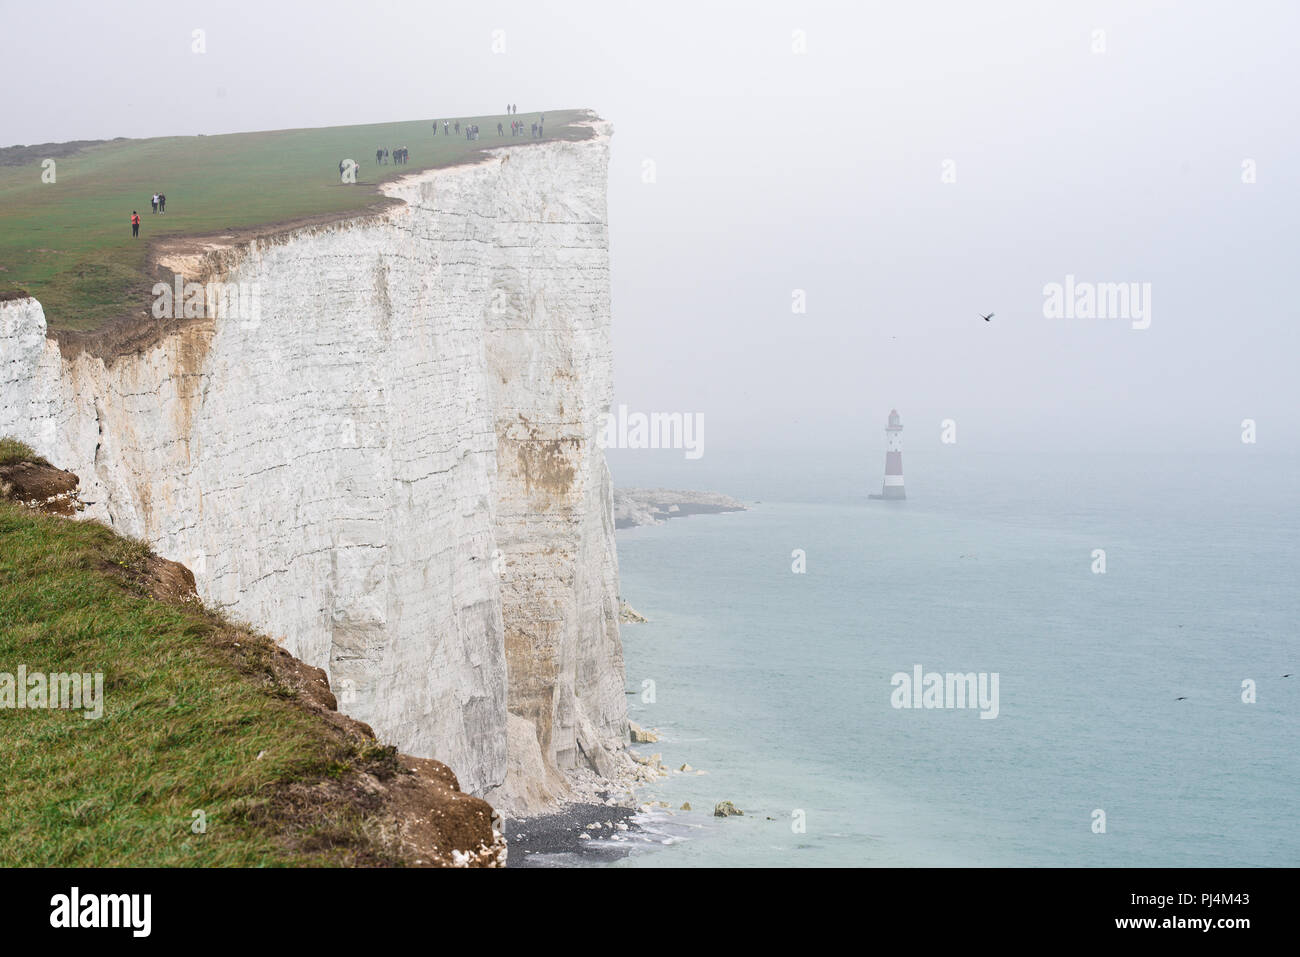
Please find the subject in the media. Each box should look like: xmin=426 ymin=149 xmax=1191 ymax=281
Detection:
xmin=980 ymin=312 xmax=994 ymax=322
xmin=1175 ymin=696 xmax=1188 ymax=701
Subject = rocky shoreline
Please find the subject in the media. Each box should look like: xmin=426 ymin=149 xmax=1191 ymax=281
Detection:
xmin=613 ymin=487 xmax=748 ymax=530
xmin=504 ymin=720 xmax=695 ymax=864
xmin=505 ymin=802 xmax=641 ymax=866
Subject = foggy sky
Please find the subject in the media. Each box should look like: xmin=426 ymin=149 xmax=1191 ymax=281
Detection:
xmin=4 ymin=0 xmax=1297 ymax=455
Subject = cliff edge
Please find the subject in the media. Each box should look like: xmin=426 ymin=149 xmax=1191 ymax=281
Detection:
xmin=0 ymin=448 xmax=505 ymax=866
xmin=0 ymin=115 xmax=630 ymax=816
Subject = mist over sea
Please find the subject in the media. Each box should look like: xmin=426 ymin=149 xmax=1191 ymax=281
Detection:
xmin=602 ymin=448 xmax=1299 ymax=866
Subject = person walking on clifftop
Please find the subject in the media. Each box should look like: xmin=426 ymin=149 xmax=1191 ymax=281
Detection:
xmin=130 ymin=211 xmax=140 ymax=237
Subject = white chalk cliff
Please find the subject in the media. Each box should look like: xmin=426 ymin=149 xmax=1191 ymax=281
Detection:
xmin=0 ymin=120 xmax=630 ymax=813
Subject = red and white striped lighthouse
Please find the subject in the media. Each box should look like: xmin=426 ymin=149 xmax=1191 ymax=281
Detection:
xmin=877 ymin=409 xmax=905 ymax=500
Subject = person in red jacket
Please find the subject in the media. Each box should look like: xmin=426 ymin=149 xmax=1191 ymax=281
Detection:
xmin=131 ymin=211 xmax=140 ymax=238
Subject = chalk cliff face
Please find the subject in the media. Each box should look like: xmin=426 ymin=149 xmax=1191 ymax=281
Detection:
xmin=0 ymin=121 xmax=629 ymax=812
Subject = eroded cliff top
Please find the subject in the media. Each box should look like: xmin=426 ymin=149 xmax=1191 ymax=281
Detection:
xmin=0 ymin=108 xmax=601 ymax=343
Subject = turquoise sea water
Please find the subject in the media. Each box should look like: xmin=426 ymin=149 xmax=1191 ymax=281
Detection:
xmin=605 ymin=450 xmax=1299 ymax=867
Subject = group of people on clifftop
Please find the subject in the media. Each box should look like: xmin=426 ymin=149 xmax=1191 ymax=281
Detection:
xmin=126 ymin=103 xmax=563 ymax=235
xmin=435 ymin=107 xmax=545 ymax=140
xmin=131 ymin=190 xmax=169 ymax=236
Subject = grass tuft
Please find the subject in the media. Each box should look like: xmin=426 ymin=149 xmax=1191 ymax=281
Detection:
xmin=0 ymin=437 xmax=47 ymax=467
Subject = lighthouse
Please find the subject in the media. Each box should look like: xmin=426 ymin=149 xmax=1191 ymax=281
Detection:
xmin=870 ymin=409 xmax=906 ymax=500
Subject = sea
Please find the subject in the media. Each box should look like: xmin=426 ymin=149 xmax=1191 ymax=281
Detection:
xmin=587 ymin=447 xmax=1299 ymax=867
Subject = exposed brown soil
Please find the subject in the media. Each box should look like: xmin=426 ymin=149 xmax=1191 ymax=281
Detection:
xmin=111 ymin=552 xmax=200 ymax=605
xmin=0 ymin=460 xmax=81 ymax=515
xmin=215 ymin=629 xmax=504 ymax=867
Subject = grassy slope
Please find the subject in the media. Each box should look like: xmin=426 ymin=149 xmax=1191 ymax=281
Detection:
xmin=0 ymin=496 xmax=406 ymax=866
xmin=0 ymin=109 xmax=591 ymax=331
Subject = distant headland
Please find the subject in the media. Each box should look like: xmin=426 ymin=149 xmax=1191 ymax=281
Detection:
xmin=613 ymin=488 xmax=748 ymax=529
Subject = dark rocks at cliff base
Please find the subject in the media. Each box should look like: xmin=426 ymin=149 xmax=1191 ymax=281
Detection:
xmin=505 ymin=802 xmax=641 ymax=867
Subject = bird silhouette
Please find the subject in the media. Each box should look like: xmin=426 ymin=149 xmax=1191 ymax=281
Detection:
xmin=980 ymin=312 xmax=994 ymax=322
xmin=1283 ymin=674 xmax=1293 ymax=678
xmin=1175 ymin=696 xmax=1188 ymax=701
